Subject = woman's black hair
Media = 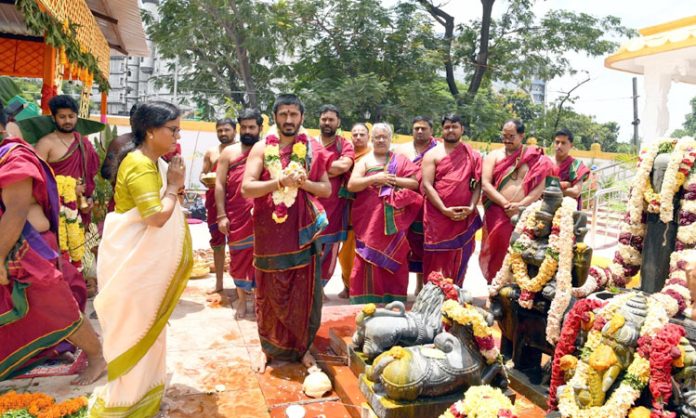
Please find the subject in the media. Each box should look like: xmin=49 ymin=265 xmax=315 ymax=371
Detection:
xmin=114 ymin=101 xmax=180 ymax=175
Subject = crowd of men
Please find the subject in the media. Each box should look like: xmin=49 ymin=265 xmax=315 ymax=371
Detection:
xmin=0 ymin=92 xmax=590 ymax=381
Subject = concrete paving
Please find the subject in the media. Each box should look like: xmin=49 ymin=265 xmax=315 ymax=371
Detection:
xmin=0 ymin=221 xmax=570 ymax=417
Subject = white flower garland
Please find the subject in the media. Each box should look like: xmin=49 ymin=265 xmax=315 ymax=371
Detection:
xmin=546 ymin=197 xmax=578 ymax=344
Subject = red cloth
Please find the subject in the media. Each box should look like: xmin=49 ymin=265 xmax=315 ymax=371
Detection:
xmin=48 ymin=132 xmax=100 ymax=225
xmin=406 ymin=138 xmax=436 ymax=273
xmin=0 ymin=138 xmax=82 ymax=380
xmin=479 ymin=146 xmax=557 ymax=282
xmin=41 ymin=231 xmax=87 ymax=312
xmin=318 ymin=136 xmax=355 ymax=283
xmin=253 ymin=137 xmax=330 ymax=361
xmin=225 ymin=150 xmax=255 ymax=290
xmin=423 ymin=143 xmax=483 ymax=286
xmin=557 ymin=155 xmax=590 ymax=209
xmin=205 ymin=161 xmax=226 ymax=248
xmin=349 ymin=153 xmax=423 ymax=304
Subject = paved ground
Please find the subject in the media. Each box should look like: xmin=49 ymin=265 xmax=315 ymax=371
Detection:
xmin=1 ymin=219 xmax=604 ymax=417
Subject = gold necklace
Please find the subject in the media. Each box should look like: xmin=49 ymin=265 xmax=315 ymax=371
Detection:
xmin=58 ymin=135 xmax=73 ymax=150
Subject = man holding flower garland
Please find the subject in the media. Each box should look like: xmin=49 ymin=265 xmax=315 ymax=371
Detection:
xmin=242 ymin=94 xmax=331 ymax=373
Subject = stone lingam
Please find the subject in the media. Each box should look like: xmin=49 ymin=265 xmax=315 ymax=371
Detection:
xmin=488 ymin=178 xmax=592 ymax=399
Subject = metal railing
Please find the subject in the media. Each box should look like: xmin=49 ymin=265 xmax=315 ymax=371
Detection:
xmin=588 ymin=186 xmax=628 ymax=249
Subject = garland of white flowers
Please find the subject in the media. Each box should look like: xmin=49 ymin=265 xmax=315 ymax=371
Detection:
xmin=546 ymin=197 xmax=578 ymax=344
xmin=263 ymin=133 xmax=309 ymax=223
xmin=581 ymin=138 xmax=696 ymax=317
xmin=489 ymin=197 xmax=578 ymax=344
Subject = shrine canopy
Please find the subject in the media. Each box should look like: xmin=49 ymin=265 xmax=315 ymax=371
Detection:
xmin=0 ymin=0 xmax=148 ymax=116
xmin=605 ymin=16 xmax=696 ymax=144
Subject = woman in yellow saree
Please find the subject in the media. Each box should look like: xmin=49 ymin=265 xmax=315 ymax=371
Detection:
xmin=90 ymin=102 xmax=193 ymax=417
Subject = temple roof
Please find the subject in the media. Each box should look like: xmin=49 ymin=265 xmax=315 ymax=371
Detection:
xmin=0 ymin=0 xmax=148 ymax=57
xmin=604 ymin=15 xmax=696 ymax=84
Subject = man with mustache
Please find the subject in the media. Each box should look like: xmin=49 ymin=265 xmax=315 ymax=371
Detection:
xmin=201 ymin=118 xmax=236 ymax=295
xmin=347 ymin=123 xmax=422 ymax=304
xmin=242 ymin=94 xmax=331 ymax=373
xmin=337 ymin=123 xmax=371 ymax=298
xmin=316 ymin=105 xmax=354 ymax=294
xmin=421 ymin=114 xmax=483 ymax=286
xmin=215 ymin=109 xmax=262 ymax=319
xmin=553 ymin=128 xmax=590 ymax=209
xmin=393 ymin=116 xmax=438 ymax=295
xmin=479 ymin=119 xmax=556 ymax=283
xmin=34 ymin=95 xmax=99 ymax=297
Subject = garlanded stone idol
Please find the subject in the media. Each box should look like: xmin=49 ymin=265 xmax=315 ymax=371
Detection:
xmin=353 ymin=274 xmax=471 ymax=360
xmin=364 ymin=297 xmax=507 ymax=401
xmin=488 ymin=179 xmax=592 ymax=386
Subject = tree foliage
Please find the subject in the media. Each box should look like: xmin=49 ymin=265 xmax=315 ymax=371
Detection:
xmin=145 ymin=0 xmax=633 ymax=143
xmin=672 ymin=96 xmax=696 ymax=138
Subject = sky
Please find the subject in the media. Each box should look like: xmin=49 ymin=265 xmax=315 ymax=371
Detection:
xmin=408 ymin=0 xmax=696 ymax=141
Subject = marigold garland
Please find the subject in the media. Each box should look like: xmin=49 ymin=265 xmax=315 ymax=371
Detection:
xmin=55 ymin=175 xmax=85 ymax=262
xmin=441 ymin=299 xmax=499 ymax=364
xmin=263 ymin=133 xmax=309 ymax=223
xmin=0 ymin=391 xmax=87 ymax=417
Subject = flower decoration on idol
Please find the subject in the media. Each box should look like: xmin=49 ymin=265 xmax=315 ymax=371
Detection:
xmin=583 ymin=138 xmax=696 ymax=317
xmin=489 ymin=196 xmax=577 ymax=344
xmin=440 ymin=385 xmax=515 ymax=418
xmin=550 ymin=290 xmax=694 ymax=418
xmin=441 ymin=298 xmax=500 ymax=365
xmin=263 ymin=133 xmax=309 ymax=223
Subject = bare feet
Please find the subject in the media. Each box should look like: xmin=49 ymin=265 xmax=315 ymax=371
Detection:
xmin=235 ymin=298 xmax=247 ymax=319
xmin=337 ymin=287 xmax=349 ymax=299
xmin=301 ymin=351 xmax=317 ymax=369
xmin=71 ymin=354 xmax=106 ymax=385
xmin=206 ymin=287 xmax=224 ymax=295
xmin=251 ymin=351 xmax=267 ymax=373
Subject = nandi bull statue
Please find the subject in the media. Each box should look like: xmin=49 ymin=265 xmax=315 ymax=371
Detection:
xmin=364 ymin=298 xmax=508 ymax=401
xmin=352 ymin=272 xmax=473 ymax=360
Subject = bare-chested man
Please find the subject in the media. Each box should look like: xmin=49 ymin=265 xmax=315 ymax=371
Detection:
xmin=201 ymin=118 xmax=236 ymax=294
xmin=392 ymin=116 xmax=438 ymax=295
xmin=215 ymin=110 xmax=261 ymax=319
xmin=421 ymin=114 xmax=482 ymax=287
xmin=479 ymin=119 xmax=556 ymax=283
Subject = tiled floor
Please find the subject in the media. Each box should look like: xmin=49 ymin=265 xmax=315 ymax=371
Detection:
xmin=0 ymin=222 xmax=546 ymax=418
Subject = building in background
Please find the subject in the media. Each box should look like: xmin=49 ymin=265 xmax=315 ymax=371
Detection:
xmin=92 ymin=0 xmax=193 ymax=115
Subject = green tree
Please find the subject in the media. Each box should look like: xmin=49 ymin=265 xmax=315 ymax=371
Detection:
xmin=144 ymin=0 xmax=292 ymax=118
xmin=285 ymin=0 xmax=454 ymax=133
xmin=413 ymin=0 xmax=633 ymax=126
xmin=672 ymin=96 xmax=696 ymax=137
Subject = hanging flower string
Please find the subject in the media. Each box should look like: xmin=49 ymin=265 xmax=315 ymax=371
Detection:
xmin=263 ymin=133 xmax=308 ymax=223
xmin=428 ymin=271 xmax=461 ymax=302
xmin=580 ymin=138 xmax=695 ymax=317
xmin=55 ymin=175 xmax=85 ymax=263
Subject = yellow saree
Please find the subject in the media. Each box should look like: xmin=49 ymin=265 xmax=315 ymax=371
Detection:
xmin=90 ymin=152 xmax=192 ymax=417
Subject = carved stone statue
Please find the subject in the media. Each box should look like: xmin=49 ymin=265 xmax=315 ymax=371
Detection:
xmin=352 ymin=280 xmax=471 ymax=360
xmin=641 ymin=152 xmax=680 ymax=293
xmin=492 ymin=181 xmax=592 ymax=384
xmin=364 ymin=304 xmax=506 ymax=401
